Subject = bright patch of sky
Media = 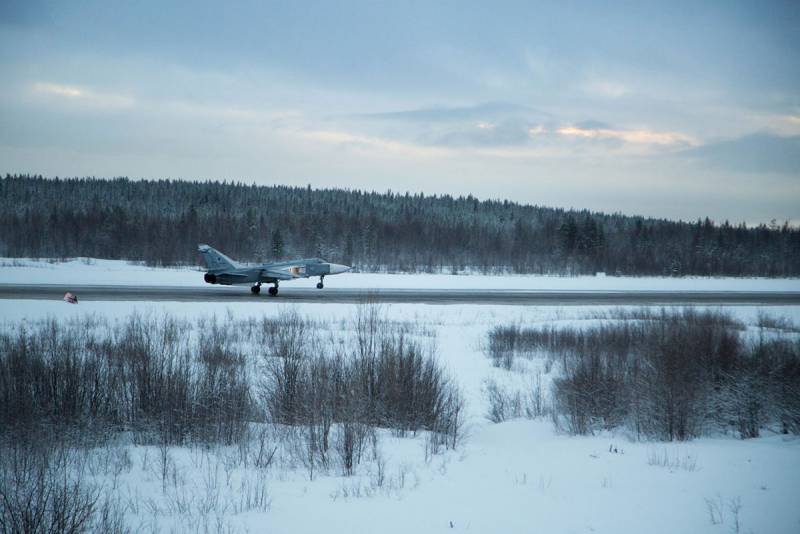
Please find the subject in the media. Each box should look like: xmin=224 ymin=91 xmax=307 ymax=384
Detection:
xmin=0 ymin=0 xmax=798 ymax=224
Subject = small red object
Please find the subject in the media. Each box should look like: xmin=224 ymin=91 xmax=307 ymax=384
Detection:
xmin=63 ymin=292 xmax=78 ymax=304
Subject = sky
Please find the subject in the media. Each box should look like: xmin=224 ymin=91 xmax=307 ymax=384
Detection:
xmin=0 ymin=0 xmax=798 ymax=224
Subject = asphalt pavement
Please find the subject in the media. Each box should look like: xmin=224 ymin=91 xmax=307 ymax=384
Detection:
xmin=1 ymin=284 xmax=799 ymax=305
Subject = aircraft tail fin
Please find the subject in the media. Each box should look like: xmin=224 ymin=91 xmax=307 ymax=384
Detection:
xmin=198 ymin=244 xmax=239 ymax=271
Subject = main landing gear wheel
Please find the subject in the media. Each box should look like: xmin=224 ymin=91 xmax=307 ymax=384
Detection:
xmin=268 ymin=286 xmax=278 ymax=296
xmin=251 ymin=284 xmax=261 ymax=295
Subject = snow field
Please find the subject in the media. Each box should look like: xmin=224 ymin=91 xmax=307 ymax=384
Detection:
xmin=1 ymin=299 xmax=799 ymax=533
xmin=89 ymin=420 xmax=798 ymax=534
xmin=3 ymin=257 xmax=800 ymax=292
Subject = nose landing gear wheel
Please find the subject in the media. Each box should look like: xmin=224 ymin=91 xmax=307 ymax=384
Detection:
xmin=316 ymin=282 xmax=324 ymax=289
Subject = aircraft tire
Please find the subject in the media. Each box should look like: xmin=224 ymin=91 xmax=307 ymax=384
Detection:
xmin=251 ymin=285 xmax=260 ymax=295
xmin=316 ymin=282 xmax=324 ymax=289
xmin=268 ymin=287 xmax=278 ymax=296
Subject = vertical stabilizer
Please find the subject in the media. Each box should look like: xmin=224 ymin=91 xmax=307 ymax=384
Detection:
xmin=198 ymin=244 xmax=239 ymax=271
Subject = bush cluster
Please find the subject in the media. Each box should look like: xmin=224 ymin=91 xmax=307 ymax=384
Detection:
xmin=1 ymin=306 xmax=464 ymax=489
xmin=0 ymin=315 xmax=251 ymax=445
xmin=0 ymin=432 xmax=129 ymax=534
xmin=261 ymin=307 xmax=464 ymax=474
xmin=487 ymin=309 xmax=800 ymax=440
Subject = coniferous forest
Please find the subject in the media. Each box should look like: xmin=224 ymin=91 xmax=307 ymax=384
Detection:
xmin=1 ymin=174 xmax=798 ymax=276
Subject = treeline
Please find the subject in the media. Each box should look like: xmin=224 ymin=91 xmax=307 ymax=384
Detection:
xmin=487 ymin=309 xmax=800 ymax=440
xmin=1 ymin=174 xmax=799 ymax=276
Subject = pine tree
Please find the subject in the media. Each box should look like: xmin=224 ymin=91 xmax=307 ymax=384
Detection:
xmin=271 ymin=228 xmax=284 ymax=259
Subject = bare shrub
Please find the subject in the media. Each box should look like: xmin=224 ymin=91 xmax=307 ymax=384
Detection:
xmin=194 ymin=325 xmax=251 ymax=445
xmin=486 ymin=325 xmax=518 ymax=369
xmin=364 ymin=332 xmax=459 ymax=435
xmin=252 ymin=426 xmax=278 ymax=470
xmin=334 ymin=423 xmax=370 ymax=476
xmin=646 ymin=447 xmax=698 ymax=472
xmin=756 ymin=311 xmax=799 ymax=333
xmin=488 ymin=308 xmax=800 ymax=440
xmin=553 ymin=348 xmax=628 ymax=435
xmin=432 ymin=382 xmax=466 ymax=452
xmin=0 ymin=434 xmax=129 ymax=534
xmin=0 ymin=314 xmax=253 ymax=447
xmin=0 ymin=304 xmax=464 ymax=531
xmin=526 ymin=372 xmax=547 ymax=418
xmin=259 ymin=304 xmax=465 ymax=459
xmin=752 ymin=337 xmax=800 ymax=435
xmin=484 ymin=378 xmax=523 ymax=423
xmin=485 ymin=374 xmax=548 ymax=424
xmin=234 ymin=472 xmax=270 ymax=513
xmin=704 ymin=495 xmax=724 ymax=525
xmin=259 ymin=310 xmax=310 ymax=426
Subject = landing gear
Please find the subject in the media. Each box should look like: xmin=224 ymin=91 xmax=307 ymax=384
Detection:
xmin=317 ymin=275 xmax=324 ymax=289
xmin=268 ymin=283 xmax=279 ymax=296
xmin=251 ymin=283 xmax=261 ymax=295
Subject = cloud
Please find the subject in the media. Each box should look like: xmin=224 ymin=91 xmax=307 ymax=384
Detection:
xmin=29 ymin=80 xmax=298 ymax=125
xmin=764 ymin=113 xmax=800 ymax=136
xmin=160 ymin=100 xmax=300 ymax=124
xmin=341 ymin=101 xmax=556 ymax=149
xmin=434 ymin=118 xmax=540 ymax=147
xmin=556 ymin=124 xmax=695 ymax=146
xmin=355 ymin=101 xmax=550 ymax=123
xmin=297 ymin=129 xmax=449 ymax=159
xmin=573 ymin=120 xmax=613 ymax=130
xmin=33 ymin=82 xmax=83 ymax=98
xmin=681 ymin=133 xmax=800 ymax=174
xmin=528 ymin=124 xmax=547 ymax=136
xmin=31 ymin=82 xmax=135 ymax=109
xmin=348 ymin=102 xmax=697 ymax=151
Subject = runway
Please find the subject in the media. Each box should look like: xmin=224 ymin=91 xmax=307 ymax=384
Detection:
xmin=1 ymin=284 xmax=799 ymax=305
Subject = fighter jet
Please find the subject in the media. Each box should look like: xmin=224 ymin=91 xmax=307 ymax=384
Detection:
xmin=198 ymin=244 xmax=351 ymax=296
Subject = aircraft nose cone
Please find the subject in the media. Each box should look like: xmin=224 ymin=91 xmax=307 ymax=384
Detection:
xmin=329 ymin=263 xmax=351 ymax=275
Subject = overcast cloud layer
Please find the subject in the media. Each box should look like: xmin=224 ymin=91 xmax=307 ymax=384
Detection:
xmin=1 ymin=0 xmax=798 ymax=224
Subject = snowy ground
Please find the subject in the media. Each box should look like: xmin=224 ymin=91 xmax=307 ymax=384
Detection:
xmin=3 ymin=257 xmax=800 ymax=292
xmin=91 ymin=419 xmax=799 ymax=534
xmin=3 ymin=299 xmax=800 ymax=533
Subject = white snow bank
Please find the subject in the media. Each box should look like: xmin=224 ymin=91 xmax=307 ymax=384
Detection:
xmin=1 ymin=300 xmax=799 ymax=533
xmin=2 ymin=257 xmax=799 ymax=292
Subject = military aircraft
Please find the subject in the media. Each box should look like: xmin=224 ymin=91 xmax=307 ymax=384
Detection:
xmin=198 ymin=244 xmax=351 ymax=296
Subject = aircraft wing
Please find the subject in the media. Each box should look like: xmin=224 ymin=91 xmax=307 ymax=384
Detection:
xmin=260 ymin=269 xmax=302 ymax=281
